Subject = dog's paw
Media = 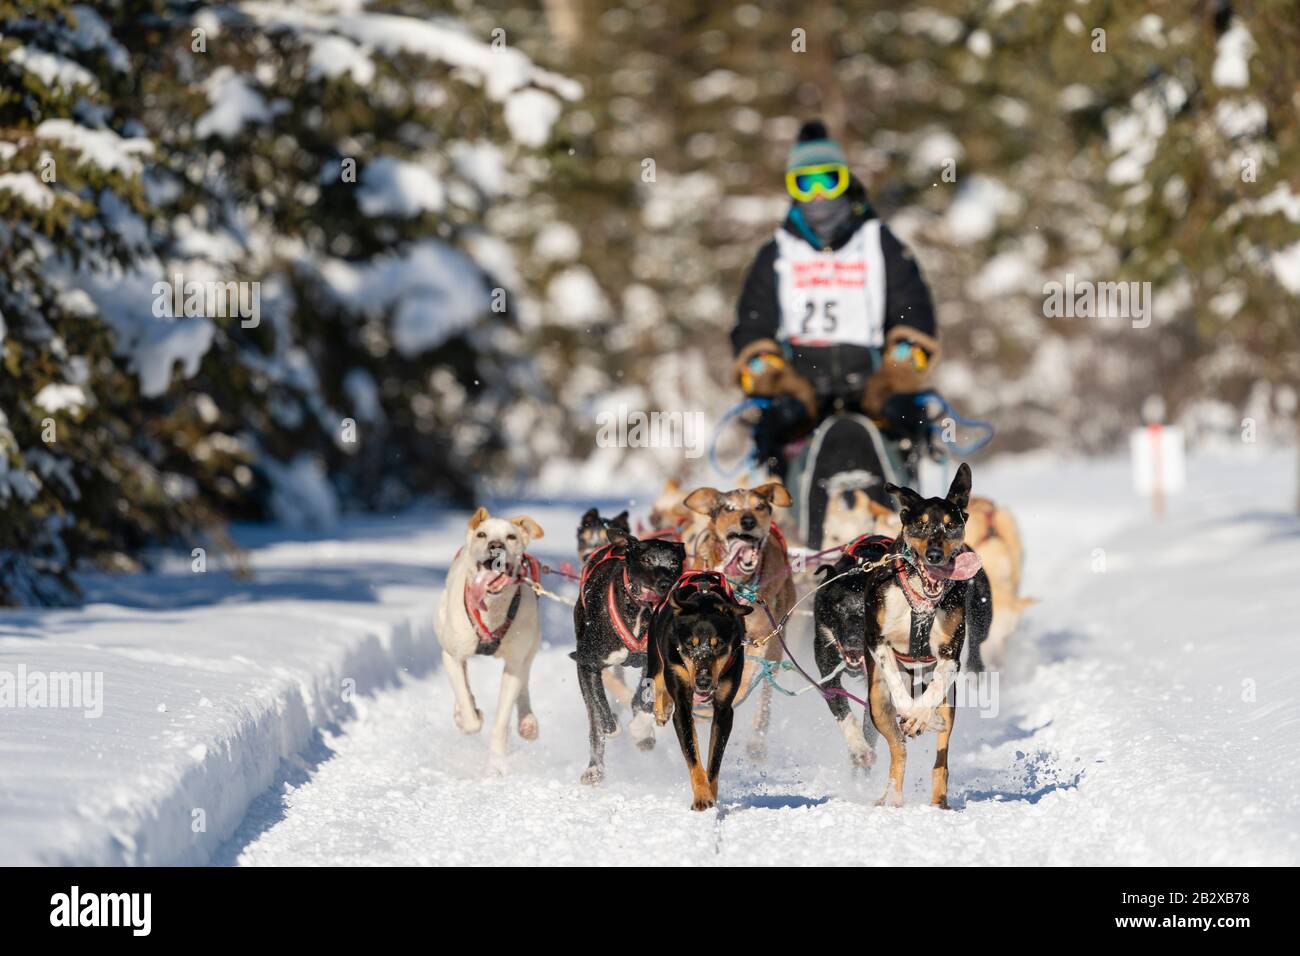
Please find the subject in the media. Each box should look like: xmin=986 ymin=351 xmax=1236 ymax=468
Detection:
xmin=875 ymin=788 xmax=904 ymax=808
xmin=629 ymin=710 xmax=655 ymax=748
xmin=653 ymin=696 xmax=673 ymax=726
xmin=899 ymin=706 xmax=937 ymax=738
xmin=690 ymin=795 xmax=716 ymax=812
xmin=454 ymin=706 xmax=484 ymax=734
xmin=579 ymin=765 xmax=605 ymax=786
xmin=599 ymin=714 xmax=620 ymax=738
xmin=849 ymin=745 xmax=876 ymax=770
xmin=518 ymin=713 xmax=539 ymax=741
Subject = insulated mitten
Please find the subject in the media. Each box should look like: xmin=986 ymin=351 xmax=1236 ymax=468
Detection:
xmin=862 ymin=326 xmax=939 ymax=416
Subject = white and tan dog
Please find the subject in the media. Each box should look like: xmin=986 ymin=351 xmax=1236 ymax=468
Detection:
xmin=436 ymin=507 xmax=545 ymax=759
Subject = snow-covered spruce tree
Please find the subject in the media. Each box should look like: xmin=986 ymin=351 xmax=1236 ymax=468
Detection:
xmin=119 ymin=2 xmax=580 ymax=517
xmin=1080 ymin=2 xmax=1300 ymax=475
xmin=0 ymin=1 xmax=235 ymax=604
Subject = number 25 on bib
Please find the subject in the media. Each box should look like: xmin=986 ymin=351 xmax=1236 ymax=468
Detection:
xmin=773 ymin=220 xmax=886 ymax=349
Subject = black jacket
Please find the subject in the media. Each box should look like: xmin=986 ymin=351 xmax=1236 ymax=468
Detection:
xmin=732 ymin=181 xmax=936 ymax=406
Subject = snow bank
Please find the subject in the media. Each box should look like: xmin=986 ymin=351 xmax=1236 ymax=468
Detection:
xmin=0 ymin=514 xmax=451 ymax=865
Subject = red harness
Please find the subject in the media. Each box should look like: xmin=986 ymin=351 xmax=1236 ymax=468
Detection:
xmin=844 ymin=532 xmax=894 ymax=562
xmin=580 ymin=543 xmax=658 ymax=653
xmin=656 ymin=569 xmax=736 ymax=612
xmin=462 ymin=553 xmax=540 ymax=650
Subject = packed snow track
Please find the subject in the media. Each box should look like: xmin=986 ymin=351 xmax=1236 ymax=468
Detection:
xmin=219 ymin=456 xmax=1300 ymax=866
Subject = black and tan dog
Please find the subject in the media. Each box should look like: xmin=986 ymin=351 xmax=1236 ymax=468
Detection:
xmin=572 ymin=526 xmax=685 ymax=784
xmin=577 ymin=508 xmax=630 ymax=564
xmin=684 ymin=481 xmax=796 ymax=759
xmin=813 ymin=463 xmax=991 ymax=807
xmin=647 ymin=572 xmax=751 ymax=810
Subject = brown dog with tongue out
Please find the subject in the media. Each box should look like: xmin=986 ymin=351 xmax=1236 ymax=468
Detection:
xmin=684 ymin=481 xmax=797 ymax=760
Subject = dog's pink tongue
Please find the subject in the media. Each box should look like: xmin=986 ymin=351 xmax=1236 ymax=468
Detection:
xmin=468 ymin=567 xmax=508 ymax=609
xmin=934 ymin=549 xmax=983 ymax=581
xmin=723 ymin=539 xmax=755 ymax=577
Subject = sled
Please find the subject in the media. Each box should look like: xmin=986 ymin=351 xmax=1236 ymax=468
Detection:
xmin=787 ymin=413 xmax=906 ymax=550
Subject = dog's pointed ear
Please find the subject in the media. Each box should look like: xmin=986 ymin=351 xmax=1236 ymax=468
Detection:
xmin=946 ymin=462 xmax=972 ymax=512
xmin=670 ymin=541 xmax=686 ymax=563
xmin=469 ymin=506 xmax=490 ymax=530
xmin=581 ymin=507 xmax=599 ymax=524
xmin=510 ymin=515 xmax=544 ymax=540
xmin=611 ymin=510 xmax=630 ymax=531
xmin=884 ymin=483 xmax=925 ymax=522
xmin=684 ymin=487 xmax=723 ymax=515
xmin=728 ymin=603 xmax=754 ymax=617
xmin=753 ymin=481 xmax=792 ymax=508
xmin=664 ymin=477 xmax=681 ymax=493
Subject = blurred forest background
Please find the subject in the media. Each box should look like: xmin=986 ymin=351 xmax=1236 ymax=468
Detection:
xmin=1 ymin=0 xmax=1297 ymax=604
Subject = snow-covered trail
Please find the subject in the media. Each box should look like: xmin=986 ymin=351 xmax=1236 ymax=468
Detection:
xmin=220 ymin=454 xmax=1300 ymax=866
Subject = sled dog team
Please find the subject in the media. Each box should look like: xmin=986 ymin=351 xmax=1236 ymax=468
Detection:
xmin=436 ymin=464 xmax=1032 ymax=811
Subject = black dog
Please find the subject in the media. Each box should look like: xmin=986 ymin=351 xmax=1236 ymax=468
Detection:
xmin=813 ymin=463 xmax=991 ymax=807
xmin=576 ymin=508 xmax=630 ymax=564
xmin=812 ymin=535 xmax=891 ymax=771
xmin=646 ymin=572 xmax=751 ymax=811
xmin=572 ymin=526 xmax=685 ymax=784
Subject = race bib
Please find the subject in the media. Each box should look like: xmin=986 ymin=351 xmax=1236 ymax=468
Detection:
xmin=773 ymin=220 xmax=886 ymax=349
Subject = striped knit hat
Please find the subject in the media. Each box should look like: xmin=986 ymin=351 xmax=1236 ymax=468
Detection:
xmin=786 ymin=119 xmax=847 ymax=171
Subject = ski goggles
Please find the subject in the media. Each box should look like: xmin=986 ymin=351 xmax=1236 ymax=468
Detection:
xmin=785 ymin=163 xmax=850 ymax=201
